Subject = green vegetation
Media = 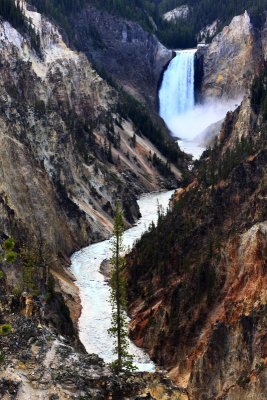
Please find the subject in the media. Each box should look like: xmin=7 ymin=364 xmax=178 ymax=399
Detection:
xmin=152 ymin=153 xmax=173 ymax=178
xmin=108 ymin=203 xmax=135 ymax=372
xmin=28 ymin=0 xmax=267 ymax=50
xmin=196 ymin=65 xmax=267 ymax=187
xmin=251 ymin=62 xmax=267 ymax=120
xmin=28 ymin=0 xmax=88 ymax=37
xmin=157 ymin=0 xmax=267 ymax=48
xmin=197 ymin=136 xmax=254 ymax=186
xmin=0 ymin=0 xmax=41 ymax=52
xmin=0 ymin=238 xmax=17 ymax=362
xmin=0 ymin=238 xmax=17 ymax=271
xmin=20 ymin=241 xmax=47 ymax=295
xmin=0 ymin=324 xmax=12 ymax=336
xmin=117 ymin=92 xmax=182 ymax=165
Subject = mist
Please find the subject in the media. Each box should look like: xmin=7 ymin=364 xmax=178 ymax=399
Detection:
xmin=167 ymin=97 xmax=242 ymax=144
xmin=162 ymin=97 xmax=242 ymax=158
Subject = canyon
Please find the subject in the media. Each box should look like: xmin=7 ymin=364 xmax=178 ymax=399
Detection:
xmin=126 ymin=11 xmax=267 ymax=400
xmin=0 ymin=1 xmax=266 ymax=399
xmin=0 ymin=2 xmax=185 ymax=336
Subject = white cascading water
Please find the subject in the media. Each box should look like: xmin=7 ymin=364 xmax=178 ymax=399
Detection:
xmin=159 ymin=49 xmax=205 ymax=158
xmin=159 ymin=49 xmax=196 ymax=122
xmin=159 ymin=49 xmax=241 ymax=158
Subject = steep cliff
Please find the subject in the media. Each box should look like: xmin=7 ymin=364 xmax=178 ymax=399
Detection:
xmin=0 ymin=3 xmax=185 ymax=332
xmin=127 ymin=70 xmax=267 ymax=399
xmin=72 ymin=5 xmax=173 ymax=110
xmin=0 ymin=304 xmax=186 ymax=400
xmin=197 ymin=12 xmax=264 ymax=100
xmin=28 ymin=0 xmax=173 ymax=110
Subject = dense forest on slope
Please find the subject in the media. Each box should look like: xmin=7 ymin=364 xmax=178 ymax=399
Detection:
xmin=158 ymin=0 xmax=267 ymax=47
xmin=126 ymin=68 xmax=267 ymax=398
xmin=29 ymin=0 xmax=267 ymax=48
xmin=129 ymin=66 xmax=267 ymax=280
xmin=0 ymin=0 xmax=40 ymax=49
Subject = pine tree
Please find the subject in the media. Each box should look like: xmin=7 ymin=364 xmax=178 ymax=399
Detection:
xmin=132 ymin=133 xmax=137 ymax=148
xmin=108 ymin=142 xmax=113 ymax=163
xmin=0 ymin=238 xmax=17 ymax=362
xmin=108 ymin=203 xmax=135 ymax=372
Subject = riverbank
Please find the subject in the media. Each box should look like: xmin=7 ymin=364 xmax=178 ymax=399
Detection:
xmin=71 ymin=190 xmax=175 ymax=372
xmin=0 ymin=313 xmax=187 ymax=399
xmin=0 ymin=190 xmax=190 ymax=400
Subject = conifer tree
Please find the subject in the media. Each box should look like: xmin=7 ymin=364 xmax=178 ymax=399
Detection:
xmin=108 ymin=203 xmax=135 ymax=372
xmin=0 ymin=238 xmax=17 ymax=362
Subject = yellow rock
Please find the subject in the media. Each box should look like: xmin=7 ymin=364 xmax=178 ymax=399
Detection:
xmin=216 ymin=73 xmax=223 ymax=83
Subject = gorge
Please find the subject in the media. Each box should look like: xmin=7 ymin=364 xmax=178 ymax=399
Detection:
xmin=0 ymin=1 xmax=266 ymax=399
xmin=71 ymin=190 xmax=174 ymax=372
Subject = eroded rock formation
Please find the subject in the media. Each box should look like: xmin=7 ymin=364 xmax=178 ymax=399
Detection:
xmin=70 ymin=4 xmax=173 ymax=110
xmin=163 ymin=5 xmax=190 ymax=22
xmin=127 ymin=79 xmax=267 ymax=399
xmin=0 ymin=4 xmax=184 ymax=332
xmin=198 ymin=12 xmax=264 ymax=100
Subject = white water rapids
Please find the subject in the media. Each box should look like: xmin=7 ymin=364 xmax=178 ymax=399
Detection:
xmin=71 ymin=190 xmax=174 ymax=371
xmin=70 ymin=47 xmax=240 ymax=373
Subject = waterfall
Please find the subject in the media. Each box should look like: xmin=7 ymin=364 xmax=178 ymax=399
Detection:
xmin=159 ymin=49 xmax=197 ymax=124
xmin=158 ymin=49 xmax=240 ymax=159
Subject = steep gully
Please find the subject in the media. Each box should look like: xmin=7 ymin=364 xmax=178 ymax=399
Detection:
xmin=71 ymin=50 xmax=239 ymax=369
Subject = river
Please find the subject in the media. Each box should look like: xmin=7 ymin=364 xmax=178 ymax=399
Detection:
xmin=71 ymin=190 xmax=174 ymax=371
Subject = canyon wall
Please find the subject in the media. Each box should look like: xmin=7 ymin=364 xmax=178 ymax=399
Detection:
xmin=0 ymin=4 xmax=185 ymax=332
xmin=197 ymin=12 xmax=265 ymax=100
xmin=127 ymin=83 xmax=267 ymax=399
xmin=70 ymin=5 xmax=173 ymax=110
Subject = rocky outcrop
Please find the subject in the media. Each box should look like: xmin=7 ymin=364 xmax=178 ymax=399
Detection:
xmin=0 ymin=4 xmax=185 ymax=333
xmin=197 ymin=20 xmax=219 ymax=43
xmin=70 ymin=5 xmax=172 ymax=109
xmin=195 ymin=118 xmax=223 ymax=147
xmin=163 ymin=5 xmax=190 ymax=22
xmin=126 ymin=84 xmax=267 ymax=399
xmin=0 ymin=300 xmax=187 ymax=400
xmin=198 ymin=12 xmax=263 ymax=99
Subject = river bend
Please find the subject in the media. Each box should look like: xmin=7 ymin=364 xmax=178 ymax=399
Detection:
xmin=71 ymin=190 xmax=174 ymax=371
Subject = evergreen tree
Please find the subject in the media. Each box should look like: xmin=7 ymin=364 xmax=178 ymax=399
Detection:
xmin=108 ymin=142 xmax=113 ymax=163
xmin=132 ymin=133 xmax=137 ymax=148
xmin=108 ymin=203 xmax=135 ymax=372
xmin=0 ymin=238 xmax=17 ymax=362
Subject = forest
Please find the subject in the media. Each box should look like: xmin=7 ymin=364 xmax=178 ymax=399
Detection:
xmin=2 ymin=0 xmax=266 ymax=49
xmin=32 ymin=0 xmax=267 ymax=48
xmin=0 ymin=0 xmax=40 ymax=50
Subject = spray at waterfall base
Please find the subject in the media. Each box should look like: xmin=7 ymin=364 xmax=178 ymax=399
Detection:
xmin=159 ymin=50 xmax=242 ymax=158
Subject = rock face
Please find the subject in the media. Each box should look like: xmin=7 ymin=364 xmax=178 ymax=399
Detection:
xmin=0 ymin=4 xmax=184 ymax=331
xmin=126 ymin=83 xmax=267 ymax=399
xmin=197 ymin=20 xmax=219 ymax=43
xmin=0 ymin=307 xmax=188 ymax=400
xmin=163 ymin=5 xmax=190 ymax=22
xmin=198 ymin=12 xmax=263 ymax=99
xmin=195 ymin=118 xmax=224 ymax=147
xmin=71 ymin=5 xmax=173 ymax=109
